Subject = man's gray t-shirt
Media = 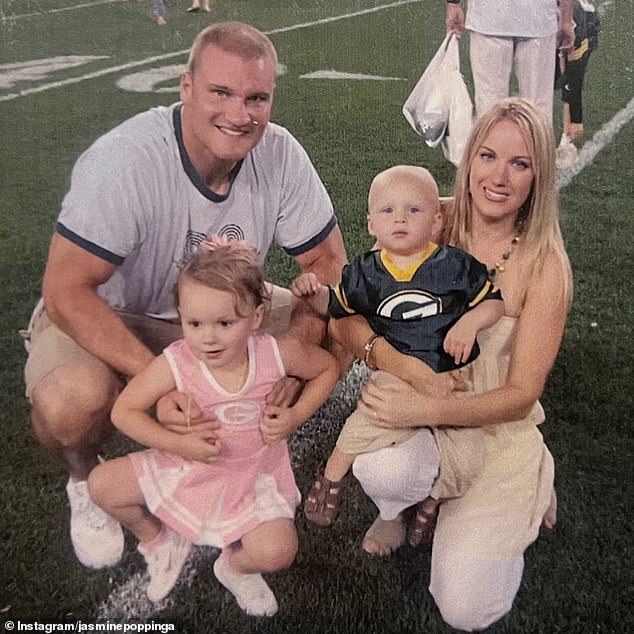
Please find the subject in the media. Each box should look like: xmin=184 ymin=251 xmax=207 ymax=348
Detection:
xmin=57 ymin=104 xmax=336 ymax=320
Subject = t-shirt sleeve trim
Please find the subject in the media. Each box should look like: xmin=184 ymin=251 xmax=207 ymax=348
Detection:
xmin=468 ymin=279 xmax=502 ymax=308
xmin=282 ymin=216 xmax=337 ymax=257
xmin=56 ymin=222 xmax=124 ymax=266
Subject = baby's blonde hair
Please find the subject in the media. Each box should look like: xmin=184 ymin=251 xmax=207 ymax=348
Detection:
xmin=368 ymin=165 xmax=440 ymax=214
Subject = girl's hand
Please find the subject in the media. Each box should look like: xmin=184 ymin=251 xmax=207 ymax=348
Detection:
xmin=260 ymin=405 xmax=300 ymax=445
xmin=156 ymin=389 xmax=221 ymax=434
xmin=173 ymin=430 xmax=222 ymax=463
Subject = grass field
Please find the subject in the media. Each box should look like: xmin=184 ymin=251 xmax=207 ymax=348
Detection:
xmin=1 ymin=0 xmax=633 ymax=631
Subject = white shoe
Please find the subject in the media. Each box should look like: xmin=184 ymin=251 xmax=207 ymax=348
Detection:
xmin=139 ymin=527 xmax=192 ymax=603
xmin=213 ymin=551 xmax=278 ymax=617
xmin=556 ymin=134 xmax=579 ymax=170
xmin=66 ymin=478 xmax=124 ymax=569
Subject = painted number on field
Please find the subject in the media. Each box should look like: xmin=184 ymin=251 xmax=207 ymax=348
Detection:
xmin=115 ymin=63 xmax=286 ymax=94
xmin=0 ymin=56 xmax=108 ymax=89
xmin=116 ymin=65 xmax=184 ymax=94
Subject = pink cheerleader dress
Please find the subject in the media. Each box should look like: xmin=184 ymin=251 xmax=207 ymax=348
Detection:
xmin=128 ymin=333 xmax=300 ymax=547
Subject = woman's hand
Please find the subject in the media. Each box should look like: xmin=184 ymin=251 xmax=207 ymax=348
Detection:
xmin=357 ymin=371 xmax=463 ymax=429
xmin=357 ymin=372 xmax=430 ymax=428
xmin=156 ymin=389 xmax=221 ymax=434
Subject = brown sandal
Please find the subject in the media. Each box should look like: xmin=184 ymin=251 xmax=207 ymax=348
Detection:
xmin=304 ymin=466 xmax=346 ymax=527
xmin=407 ymin=498 xmax=439 ymax=549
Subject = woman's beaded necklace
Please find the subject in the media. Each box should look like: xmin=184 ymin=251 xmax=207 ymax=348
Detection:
xmin=488 ymin=232 xmax=522 ymax=281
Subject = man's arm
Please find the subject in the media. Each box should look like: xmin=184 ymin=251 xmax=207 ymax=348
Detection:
xmin=42 ymin=233 xmax=155 ymax=378
xmin=290 ymin=225 xmax=347 ymax=345
xmin=557 ymin=0 xmax=575 ymax=50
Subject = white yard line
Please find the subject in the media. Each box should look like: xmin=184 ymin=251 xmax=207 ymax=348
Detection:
xmin=3 ymin=0 xmax=128 ymax=21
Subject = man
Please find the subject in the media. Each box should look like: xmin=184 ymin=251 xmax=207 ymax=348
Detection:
xmin=24 ymin=22 xmax=347 ymax=570
xmin=445 ymin=0 xmax=574 ymax=119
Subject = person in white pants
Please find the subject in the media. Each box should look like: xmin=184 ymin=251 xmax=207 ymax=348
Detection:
xmin=445 ymin=0 xmax=574 ymax=119
xmin=331 ymin=98 xmax=570 ymax=631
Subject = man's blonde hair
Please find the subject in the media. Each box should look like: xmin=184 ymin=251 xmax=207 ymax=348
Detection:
xmin=186 ymin=22 xmax=278 ymax=74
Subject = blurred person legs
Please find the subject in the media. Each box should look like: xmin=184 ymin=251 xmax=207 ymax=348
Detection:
xmin=470 ymin=32 xmax=557 ymax=119
xmin=555 ymin=40 xmax=592 ymax=168
xmin=187 ymin=0 xmax=211 ymax=12
xmin=151 ymin=0 xmax=167 ymax=25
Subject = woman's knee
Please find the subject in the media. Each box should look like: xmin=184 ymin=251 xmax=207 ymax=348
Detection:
xmin=430 ymin=547 xmax=523 ymax=631
xmin=433 ymin=587 xmax=513 ymax=631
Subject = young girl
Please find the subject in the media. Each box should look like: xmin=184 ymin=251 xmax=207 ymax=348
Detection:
xmin=88 ymin=238 xmax=338 ymax=615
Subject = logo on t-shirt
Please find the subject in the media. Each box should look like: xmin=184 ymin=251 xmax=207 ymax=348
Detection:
xmin=377 ymin=290 xmax=442 ymax=320
xmin=212 ymin=400 xmax=261 ymax=427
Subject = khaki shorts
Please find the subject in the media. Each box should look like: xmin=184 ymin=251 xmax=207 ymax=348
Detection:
xmin=336 ymin=407 xmax=417 ymax=456
xmin=22 ymin=285 xmax=293 ymax=400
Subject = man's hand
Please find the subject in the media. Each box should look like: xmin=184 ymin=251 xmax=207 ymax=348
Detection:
xmin=265 ymin=376 xmax=305 ymax=408
xmin=446 ymin=4 xmax=465 ymax=37
xmin=173 ymin=430 xmax=223 ymax=462
xmin=557 ymin=0 xmax=575 ymax=50
xmin=156 ymin=389 xmax=221 ymax=434
xmin=557 ymin=22 xmax=575 ymax=51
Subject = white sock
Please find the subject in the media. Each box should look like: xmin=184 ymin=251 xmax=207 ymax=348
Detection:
xmin=213 ymin=550 xmax=278 ymax=617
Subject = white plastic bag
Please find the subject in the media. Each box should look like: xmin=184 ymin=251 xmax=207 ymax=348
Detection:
xmin=403 ymin=34 xmax=452 ymax=148
xmin=441 ymin=36 xmax=473 ymax=167
xmin=403 ymin=35 xmax=473 ymax=166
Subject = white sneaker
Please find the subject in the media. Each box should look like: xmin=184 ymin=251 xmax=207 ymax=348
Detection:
xmin=66 ymin=478 xmax=124 ymax=569
xmin=139 ymin=527 xmax=192 ymax=603
xmin=213 ymin=551 xmax=278 ymax=617
xmin=556 ymin=134 xmax=579 ymax=170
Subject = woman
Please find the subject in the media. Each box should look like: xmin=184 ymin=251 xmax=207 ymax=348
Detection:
xmin=330 ymin=97 xmax=572 ymax=631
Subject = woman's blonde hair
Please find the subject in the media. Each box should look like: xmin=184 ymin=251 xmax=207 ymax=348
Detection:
xmin=175 ymin=241 xmax=271 ymax=317
xmin=443 ymin=97 xmax=572 ymax=306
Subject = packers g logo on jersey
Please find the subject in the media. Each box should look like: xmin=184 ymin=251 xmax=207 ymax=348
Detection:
xmin=377 ymin=290 xmax=442 ymax=320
